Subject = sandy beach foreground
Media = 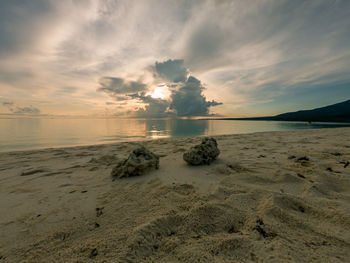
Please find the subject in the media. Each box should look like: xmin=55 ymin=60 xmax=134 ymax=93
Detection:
xmin=0 ymin=128 xmax=349 ymax=262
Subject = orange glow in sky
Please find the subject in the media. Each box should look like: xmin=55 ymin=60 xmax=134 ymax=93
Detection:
xmin=148 ymin=86 xmax=171 ymax=100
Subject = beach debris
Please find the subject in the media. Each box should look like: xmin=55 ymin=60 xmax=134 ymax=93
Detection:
xmin=54 ymin=232 xmax=70 ymax=241
xmin=326 ymin=167 xmax=341 ymax=173
xmin=295 ymin=156 xmax=311 ymax=166
xmin=89 ymin=248 xmax=98 ymax=258
xmin=96 ymin=207 xmax=104 ymax=217
xmin=228 ymin=225 xmax=239 ymax=234
xmin=255 ymin=225 xmax=269 ymax=238
xmin=254 ymin=219 xmax=276 ymax=239
xmin=298 ymin=205 xmax=305 ymax=213
xmin=297 ymin=173 xmax=306 ymax=179
xmin=297 ymin=156 xmax=309 ymax=162
xmin=330 ymin=152 xmax=342 ymax=156
xmin=153 ymin=244 xmax=159 ymax=250
xmin=183 ymin=137 xmax=220 ymax=165
xmin=226 ymin=162 xmax=249 ymax=173
xmin=340 ymin=161 xmax=349 ymax=168
xmin=111 ymin=146 xmax=159 ymax=178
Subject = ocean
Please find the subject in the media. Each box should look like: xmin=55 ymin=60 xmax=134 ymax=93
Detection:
xmin=0 ymin=118 xmax=349 ymax=152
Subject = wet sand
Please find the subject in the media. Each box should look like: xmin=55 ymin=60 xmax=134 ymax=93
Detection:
xmin=0 ymin=128 xmax=349 ymax=262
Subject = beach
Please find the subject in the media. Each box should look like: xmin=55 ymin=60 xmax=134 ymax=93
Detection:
xmin=0 ymin=127 xmax=349 ymax=262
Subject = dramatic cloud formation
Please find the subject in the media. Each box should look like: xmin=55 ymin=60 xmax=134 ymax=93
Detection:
xmin=130 ymin=93 xmax=170 ymax=118
xmin=0 ymin=0 xmax=350 ymax=116
xmin=155 ymin=59 xmax=188 ymax=83
xmin=98 ymin=59 xmax=222 ymax=117
xmin=98 ymin=77 xmax=147 ymax=95
xmin=170 ymin=76 xmax=223 ymax=116
xmin=153 ymin=59 xmax=222 ymax=116
xmin=97 ymin=77 xmax=147 ymax=102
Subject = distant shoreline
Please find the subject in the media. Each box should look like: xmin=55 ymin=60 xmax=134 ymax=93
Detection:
xmin=198 ymin=117 xmax=350 ymax=123
xmin=200 ymin=99 xmax=350 ymax=123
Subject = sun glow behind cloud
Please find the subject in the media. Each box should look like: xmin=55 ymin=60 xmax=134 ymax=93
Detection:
xmin=147 ymin=86 xmax=171 ymax=100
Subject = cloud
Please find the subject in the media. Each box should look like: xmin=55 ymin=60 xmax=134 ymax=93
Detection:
xmin=60 ymin=86 xmax=78 ymax=93
xmin=2 ymin=101 xmax=14 ymax=106
xmin=207 ymin=100 xmax=223 ymax=107
xmin=130 ymin=93 xmax=171 ymax=118
xmin=98 ymin=77 xmax=147 ymax=97
xmin=2 ymin=100 xmax=41 ymax=115
xmin=170 ymin=76 xmax=222 ymax=116
xmin=0 ymin=0 xmax=53 ymax=58
xmin=153 ymin=59 xmax=222 ymax=116
xmin=172 ymin=0 xmax=350 ymax=114
xmin=155 ymin=59 xmax=188 ymax=83
xmin=13 ymin=106 xmax=41 ymax=115
xmin=98 ymin=59 xmax=222 ymax=117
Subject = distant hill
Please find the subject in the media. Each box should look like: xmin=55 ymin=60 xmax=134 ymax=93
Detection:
xmin=202 ymin=99 xmax=350 ymax=122
xmin=270 ymin=99 xmax=350 ymax=122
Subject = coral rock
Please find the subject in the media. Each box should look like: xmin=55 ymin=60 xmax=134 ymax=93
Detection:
xmin=183 ymin=137 xmax=220 ymax=165
xmin=111 ymin=147 xmax=159 ymax=178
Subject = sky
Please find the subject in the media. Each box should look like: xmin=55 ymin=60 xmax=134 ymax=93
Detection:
xmin=0 ymin=0 xmax=349 ymax=118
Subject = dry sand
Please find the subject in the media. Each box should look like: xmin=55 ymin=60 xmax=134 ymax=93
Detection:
xmin=0 ymin=128 xmax=350 ymax=262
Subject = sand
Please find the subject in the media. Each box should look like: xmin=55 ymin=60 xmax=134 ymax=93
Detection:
xmin=0 ymin=127 xmax=349 ymax=262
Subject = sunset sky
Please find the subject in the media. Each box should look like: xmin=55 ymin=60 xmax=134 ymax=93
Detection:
xmin=0 ymin=0 xmax=350 ymax=117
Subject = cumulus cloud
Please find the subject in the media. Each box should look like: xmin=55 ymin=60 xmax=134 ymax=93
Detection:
xmin=170 ymin=76 xmax=222 ymax=116
xmin=98 ymin=59 xmax=222 ymax=117
xmin=154 ymin=59 xmax=222 ymax=116
xmin=155 ymin=59 xmax=188 ymax=83
xmin=130 ymin=93 xmax=171 ymax=118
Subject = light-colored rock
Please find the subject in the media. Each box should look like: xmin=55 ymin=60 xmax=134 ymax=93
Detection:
xmin=111 ymin=146 xmax=159 ymax=178
xmin=183 ymin=137 xmax=220 ymax=165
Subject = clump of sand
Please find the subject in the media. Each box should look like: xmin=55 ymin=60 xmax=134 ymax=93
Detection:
xmin=0 ymin=128 xmax=349 ymax=262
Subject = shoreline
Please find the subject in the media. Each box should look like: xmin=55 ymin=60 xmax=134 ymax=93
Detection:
xmin=1 ymin=118 xmax=350 ymax=154
xmin=0 ymin=128 xmax=349 ymax=262
xmin=1 ymin=126 xmax=350 ymax=154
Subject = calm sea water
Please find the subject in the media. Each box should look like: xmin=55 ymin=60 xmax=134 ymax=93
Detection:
xmin=0 ymin=118 xmax=349 ymax=152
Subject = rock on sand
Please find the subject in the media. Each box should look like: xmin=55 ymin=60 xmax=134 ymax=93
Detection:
xmin=111 ymin=146 xmax=159 ymax=178
xmin=183 ymin=137 xmax=220 ymax=165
